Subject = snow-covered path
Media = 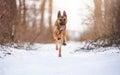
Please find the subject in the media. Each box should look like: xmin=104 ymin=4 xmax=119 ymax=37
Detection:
xmin=0 ymin=42 xmax=120 ymax=75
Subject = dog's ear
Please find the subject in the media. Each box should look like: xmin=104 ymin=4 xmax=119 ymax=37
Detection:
xmin=57 ymin=11 xmax=61 ymax=18
xmin=63 ymin=11 xmax=67 ymax=17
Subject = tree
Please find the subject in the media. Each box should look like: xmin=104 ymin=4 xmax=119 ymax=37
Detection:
xmin=0 ymin=0 xmax=17 ymax=44
xmin=18 ymin=0 xmax=27 ymax=27
xmin=93 ymin=0 xmax=103 ymax=37
xmin=81 ymin=0 xmax=120 ymax=49
xmin=40 ymin=0 xmax=46 ymax=33
xmin=14 ymin=0 xmax=27 ymax=42
xmin=48 ymin=0 xmax=53 ymax=42
xmin=48 ymin=0 xmax=53 ymax=32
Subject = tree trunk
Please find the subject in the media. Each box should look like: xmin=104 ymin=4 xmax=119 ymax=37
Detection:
xmin=0 ymin=0 xmax=17 ymax=44
xmin=103 ymin=0 xmax=120 ymax=44
xmin=14 ymin=0 xmax=27 ymax=42
xmin=48 ymin=0 xmax=53 ymax=31
xmin=40 ymin=0 xmax=46 ymax=33
xmin=48 ymin=0 xmax=53 ymax=42
xmin=93 ymin=0 xmax=102 ymax=37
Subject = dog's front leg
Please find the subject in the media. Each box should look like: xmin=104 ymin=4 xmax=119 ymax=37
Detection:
xmin=53 ymin=31 xmax=59 ymax=50
xmin=55 ymin=39 xmax=58 ymax=50
xmin=64 ymin=35 xmax=67 ymax=44
xmin=58 ymin=35 xmax=62 ymax=57
xmin=62 ymin=32 xmax=67 ymax=45
xmin=58 ymin=40 xmax=62 ymax=57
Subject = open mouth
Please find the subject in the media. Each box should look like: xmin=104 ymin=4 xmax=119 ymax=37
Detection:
xmin=60 ymin=25 xmax=65 ymax=31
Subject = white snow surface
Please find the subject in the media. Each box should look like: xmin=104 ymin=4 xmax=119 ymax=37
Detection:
xmin=0 ymin=42 xmax=120 ymax=75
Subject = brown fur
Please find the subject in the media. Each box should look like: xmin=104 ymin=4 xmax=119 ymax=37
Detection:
xmin=53 ymin=10 xmax=67 ymax=57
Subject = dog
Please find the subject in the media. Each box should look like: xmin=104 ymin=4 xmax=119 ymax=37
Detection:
xmin=53 ymin=10 xmax=67 ymax=57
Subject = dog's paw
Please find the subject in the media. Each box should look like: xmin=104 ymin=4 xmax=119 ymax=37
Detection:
xmin=63 ymin=43 xmax=67 ymax=46
xmin=56 ymin=47 xmax=58 ymax=50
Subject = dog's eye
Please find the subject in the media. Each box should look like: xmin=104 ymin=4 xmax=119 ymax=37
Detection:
xmin=60 ymin=19 xmax=62 ymax=21
xmin=63 ymin=19 xmax=66 ymax=21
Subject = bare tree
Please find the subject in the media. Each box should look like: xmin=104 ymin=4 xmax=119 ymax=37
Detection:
xmin=48 ymin=0 xmax=53 ymax=31
xmin=0 ymin=0 xmax=17 ymax=44
xmin=15 ymin=0 xmax=27 ymax=42
xmin=81 ymin=0 xmax=120 ymax=50
xmin=93 ymin=0 xmax=103 ymax=37
xmin=19 ymin=0 xmax=27 ymax=27
xmin=40 ymin=0 xmax=46 ymax=33
xmin=48 ymin=0 xmax=53 ymax=42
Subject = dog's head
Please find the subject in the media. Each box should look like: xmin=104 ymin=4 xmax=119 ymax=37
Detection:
xmin=57 ymin=10 xmax=67 ymax=31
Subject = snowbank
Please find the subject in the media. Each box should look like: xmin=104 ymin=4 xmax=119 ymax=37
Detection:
xmin=0 ymin=42 xmax=120 ymax=75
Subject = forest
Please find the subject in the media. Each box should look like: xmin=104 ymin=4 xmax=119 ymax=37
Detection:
xmin=0 ymin=0 xmax=120 ymax=47
xmin=0 ymin=0 xmax=120 ymax=75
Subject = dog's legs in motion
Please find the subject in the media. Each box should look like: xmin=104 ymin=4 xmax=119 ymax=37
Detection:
xmin=58 ymin=34 xmax=63 ymax=57
xmin=55 ymin=39 xmax=58 ymax=50
xmin=62 ymin=32 xmax=67 ymax=45
xmin=58 ymin=38 xmax=62 ymax=57
xmin=63 ymin=35 xmax=67 ymax=45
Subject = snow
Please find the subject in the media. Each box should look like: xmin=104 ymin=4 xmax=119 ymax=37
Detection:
xmin=0 ymin=42 xmax=120 ymax=75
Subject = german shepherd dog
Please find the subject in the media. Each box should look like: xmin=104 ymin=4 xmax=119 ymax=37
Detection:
xmin=53 ymin=10 xmax=67 ymax=57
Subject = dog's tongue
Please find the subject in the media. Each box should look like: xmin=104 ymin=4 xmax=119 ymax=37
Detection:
xmin=60 ymin=25 xmax=65 ymax=31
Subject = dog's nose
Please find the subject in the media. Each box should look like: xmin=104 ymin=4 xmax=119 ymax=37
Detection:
xmin=60 ymin=22 xmax=66 ymax=25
